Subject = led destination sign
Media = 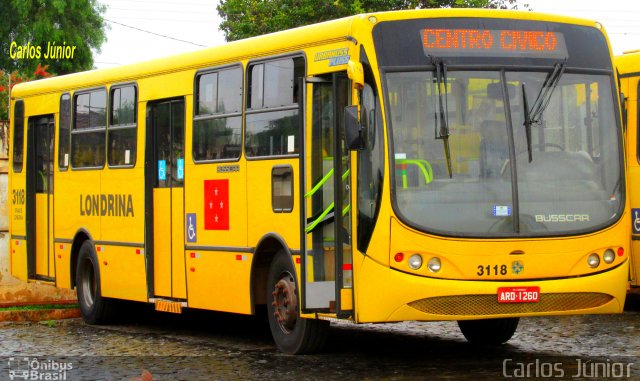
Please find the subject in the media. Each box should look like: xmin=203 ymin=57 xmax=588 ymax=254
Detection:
xmin=421 ymin=28 xmax=568 ymax=58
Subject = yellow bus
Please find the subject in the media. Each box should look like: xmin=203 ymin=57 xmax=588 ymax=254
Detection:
xmin=617 ymin=50 xmax=640 ymax=290
xmin=9 ymin=9 xmax=629 ymax=354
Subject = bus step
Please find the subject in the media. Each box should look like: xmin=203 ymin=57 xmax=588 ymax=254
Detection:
xmin=152 ymin=299 xmax=186 ymax=314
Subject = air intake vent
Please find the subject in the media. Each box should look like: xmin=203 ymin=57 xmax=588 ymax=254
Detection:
xmin=408 ymin=293 xmax=613 ymax=316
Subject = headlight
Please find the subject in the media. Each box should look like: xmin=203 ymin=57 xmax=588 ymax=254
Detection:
xmin=587 ymin=253 xmax=600 ymax=268
xmin=427 ymin=257 xmax=441 ymax=273
xmin=603 ymin=249 xmax=615 ymax=264
xmin=408 ymin=254 xmax=423 ymax=270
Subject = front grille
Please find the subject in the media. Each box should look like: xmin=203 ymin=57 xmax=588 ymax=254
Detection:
xmin=408 ymin=292 xmax=613 ymax=316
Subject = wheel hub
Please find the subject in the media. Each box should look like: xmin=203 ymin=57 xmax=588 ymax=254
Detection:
xmin=271 ymin=274 xmax=298 ymax=333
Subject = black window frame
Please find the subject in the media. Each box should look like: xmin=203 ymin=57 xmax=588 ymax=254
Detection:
xmin=58 ymin=93 xmax=71 ymax=171
xmin=192 ymin=64 xmax=244 ymax=164
xmin=71 ymin=87 xmax=107 ymax=169
xmin=12 ymin=100 xmax=25 ymax=173
xmin=272 ymin=164 xmax=294 ymax=213
xmin=108 ymin=83 xmax=138 ymax=168
xmin=245 ymin=54 xmax=306 ymax=159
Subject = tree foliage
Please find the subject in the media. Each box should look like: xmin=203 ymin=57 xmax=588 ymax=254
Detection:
xmin=0 ymin=0 xmax=108 ymax=75
xmin=217 ymin=0 xmax=526 ymax=41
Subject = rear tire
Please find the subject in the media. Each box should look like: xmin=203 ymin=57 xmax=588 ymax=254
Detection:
xmin=457 ymin=317 xmax=519 ymax=345
xmin=76 ymin=240 xmax=114 ymax=324
xmin=266 ymin=251 xmax=329 ymax=354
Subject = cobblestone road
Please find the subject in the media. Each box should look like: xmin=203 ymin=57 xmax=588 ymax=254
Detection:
xmin=0 ymin=298 xmax=639 ymax=380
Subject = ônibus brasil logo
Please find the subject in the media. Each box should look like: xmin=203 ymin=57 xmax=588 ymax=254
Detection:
xmin=7 ymin=357 xmax=72 ymax=380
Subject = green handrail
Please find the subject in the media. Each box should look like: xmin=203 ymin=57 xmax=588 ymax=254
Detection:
xmin=304 ymin=169 xmax=334 ymax=198
xmin=304 ymin=167 xmax=352 ymax=233
xmin=305 ymin=202 xmax=334 ymax=233
xmin=396 ymin=159 xmax=433 ymax=188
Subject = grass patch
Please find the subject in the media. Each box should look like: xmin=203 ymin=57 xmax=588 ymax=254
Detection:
xmin=0 ymin=304 xmax=79 ymax=312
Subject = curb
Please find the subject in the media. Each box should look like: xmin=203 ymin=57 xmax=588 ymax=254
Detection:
xmin=0 ymin=300 xmax=78 ymax=308
xmin=0 ymin=308 xmax=80 ymax=322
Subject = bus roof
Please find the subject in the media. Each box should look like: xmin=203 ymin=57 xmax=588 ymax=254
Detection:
xmin=11 ymin=8 xmax=603 ymax=99
xmin=616 ymin=50 xmax=640 ymax=76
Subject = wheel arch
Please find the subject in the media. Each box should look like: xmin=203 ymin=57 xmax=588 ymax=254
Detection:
xmin=251 ymin=232 xmax=296 ymax=311
xmin=70 ymin=228 xmax=95 ymax=289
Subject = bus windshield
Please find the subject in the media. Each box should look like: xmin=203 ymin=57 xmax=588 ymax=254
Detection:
xmin=387 ymin=70 xmax=622 ymax=236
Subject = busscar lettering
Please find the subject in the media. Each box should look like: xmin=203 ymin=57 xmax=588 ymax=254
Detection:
xmin=80 ymin=194 xmax=134 ymax=217
xmin=535 ymin=214 xmax=590 ymax=223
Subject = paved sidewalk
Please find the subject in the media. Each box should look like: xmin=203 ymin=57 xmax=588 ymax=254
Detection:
xmin=0 ymin=274 xmax=78 ymax=321
xmin=0 ymin=274 xmax=76 ymax=307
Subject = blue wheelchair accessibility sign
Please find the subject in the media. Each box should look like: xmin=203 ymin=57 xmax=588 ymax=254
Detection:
xmin=633 ymin=209 xmax=640 ymax=235
xmin=186 ymin=213 xmax=197 ymax=242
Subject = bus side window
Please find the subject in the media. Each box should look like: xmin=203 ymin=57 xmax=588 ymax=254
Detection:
xmin=108 ymin=85 xmax=137 ymax=167
xmin=12 ymin=100 xmax=24 ymax=172
xmin=71 ymin=89 xmax=107 ymax=168
xmin=59 ymin=94 xmax=71 ymax=170
xmin=193 ymin=66 xmax=243 ymax=162
xmin=357 ymin=80 xmax=384 ymax=252
xmin=245 ymin=57 xmax=304 ymax=157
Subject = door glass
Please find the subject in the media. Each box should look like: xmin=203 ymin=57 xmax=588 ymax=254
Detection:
xmin=171 ymin=102 xmax=184 ymax=186
xmin=304 ymin=75 xmax=352 ymax=310
xmin=153 ymin=102 xmax=172 ymax=188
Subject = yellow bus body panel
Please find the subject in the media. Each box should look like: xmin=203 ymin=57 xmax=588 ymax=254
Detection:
xmin=172 ymin=188 xmax=186 ymax=299
xmin=10 ymin=239 xmax=28 ymax=281
xmin=54 ymin=243 xmax=72 ymax=289
xmin=34 ymin=194 xmax=48 ymax=276
xmin=96 ymin=244 xmax=148 ymax=301
xmin=247 ymin=158 xmax=300 ymax=248
xmin=186 ymin=251 xmax=253 ymax=314
xmin=617 ymin=51 xmax=640 ymax=287
xmin=153 ymin=188 xmax=172 ymax=298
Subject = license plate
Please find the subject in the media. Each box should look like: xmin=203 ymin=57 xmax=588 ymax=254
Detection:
xmin=497 ymin=286 xmax=540 ymax=303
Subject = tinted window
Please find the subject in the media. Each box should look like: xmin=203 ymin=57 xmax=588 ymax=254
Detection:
xmin=245 ymin=57 xmax=304 ymax=157
xmin=109 ymin=85 xmax=137 ymax=167
xmin=12 ymin=100 xmax=24 ymax=172
xmin=193 ymin=66 xmax=243 ymax=162
xmin=59 ymin=94 xmax=71 ymax=169
xmin=72 ymin=89 xmax=106 ymax=168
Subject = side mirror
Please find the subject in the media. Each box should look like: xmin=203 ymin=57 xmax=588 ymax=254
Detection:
xmin=344 ymin=105 xmax=366 ymax=150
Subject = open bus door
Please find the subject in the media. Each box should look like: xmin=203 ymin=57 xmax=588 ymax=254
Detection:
xmin=299 ymin=72 xmax=354 ymax=317
xmin=25 ymin=115 xmax=55 ymax=281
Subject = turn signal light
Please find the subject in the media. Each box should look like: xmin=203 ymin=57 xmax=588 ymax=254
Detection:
xmin=394 ymin=252 xmax=404 ymax=262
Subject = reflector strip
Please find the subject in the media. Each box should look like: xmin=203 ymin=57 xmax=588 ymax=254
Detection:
xmin=155 ymin=300 xmax=183 ymax=314
xmin=343 ymin=264 xmax=353 ymax=271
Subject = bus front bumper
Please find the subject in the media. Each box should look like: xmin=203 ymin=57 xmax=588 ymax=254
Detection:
xmin=356 ymin=255 xmax=628 ymax=323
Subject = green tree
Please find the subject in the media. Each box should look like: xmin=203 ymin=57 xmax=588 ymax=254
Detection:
xmin=0 ymin=0 xmax=108 ymax=75
xmin=217 ymin=0 xmax=527 ymax=41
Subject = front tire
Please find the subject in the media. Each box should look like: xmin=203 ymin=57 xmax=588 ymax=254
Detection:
xmin=457 ymin=317 xmax=519 ymax=345
xmin=266 ymin=251 xmax=329 ymax=354
xmin=76 ymin=240 xmax=114 ymax=324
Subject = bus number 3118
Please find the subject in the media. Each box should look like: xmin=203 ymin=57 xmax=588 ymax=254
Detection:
xmin=477 ymin=264 xmax=508 ymax=276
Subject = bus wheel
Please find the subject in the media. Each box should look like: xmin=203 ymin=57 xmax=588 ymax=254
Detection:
xmin=457 ymin=317 xmax=519 ymax=345
xmin=266 ymin=251 xmax=329 ymax=354
xmin=76 ymin=241 xmax=114 ymax=324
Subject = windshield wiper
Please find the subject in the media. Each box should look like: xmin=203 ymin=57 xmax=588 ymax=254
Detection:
xmin=522 ymin=83 xmax=533 ymax=162
xmin=522 ymin=60 xmax=567 ymax=162
xmin=433 ymin=57 xmax=453 ymax=178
